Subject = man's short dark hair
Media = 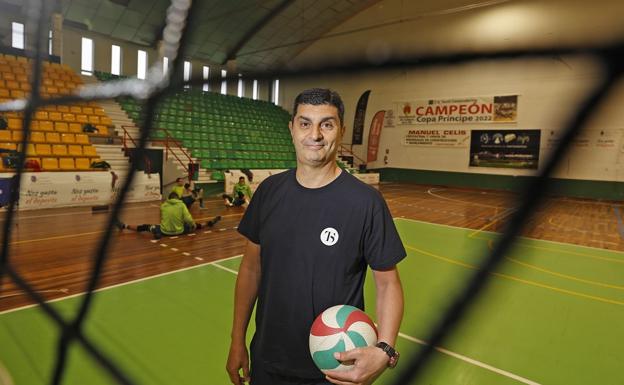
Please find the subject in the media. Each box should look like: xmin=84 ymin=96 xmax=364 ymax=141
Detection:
xmin=292 ymin=88 xmax=344 ymax=126
xmin=176 ymin=177 xmax=183 ymax=182
xmin=169 ymin=191 xmax=179 ymax=199
xmin=239 ymin=177 xmax=245 ymax=181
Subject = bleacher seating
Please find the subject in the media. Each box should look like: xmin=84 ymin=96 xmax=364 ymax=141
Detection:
xmin=94 ymin=70 xmax=295 ymax=170
xmin=0 ymin=54 xmax=110 ymax=171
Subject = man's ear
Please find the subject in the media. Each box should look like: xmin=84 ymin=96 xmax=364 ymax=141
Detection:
xmin=288 ymin=120 xmax=293 ymax=133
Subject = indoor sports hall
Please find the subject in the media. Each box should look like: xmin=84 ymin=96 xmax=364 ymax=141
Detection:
xmin=0 ymin=1 xmax=623 ymax=384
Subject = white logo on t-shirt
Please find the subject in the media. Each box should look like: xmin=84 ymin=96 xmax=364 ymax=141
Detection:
xmin=320 ymin=227 xmax=339 ymax=246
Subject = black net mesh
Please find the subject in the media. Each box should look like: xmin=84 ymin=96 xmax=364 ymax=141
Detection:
xmin=0 ymin=0 xmax=622 ymax=384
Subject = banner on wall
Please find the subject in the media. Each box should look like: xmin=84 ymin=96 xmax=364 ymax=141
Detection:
xmin=469 ymin=129 xmax=541 ymax=169
xmin=403 ymin=129 xmax=469 ymax=147
xmin=546 ymin=129 xmax=622 ymax=149
xmin=367 ymin=110 xmax=385 ymax=162
xmin=113 ymin=172 xmax=162 ymax=203
xmin=395 ymin=95 xmax=518 ymax=125
xmin=19 ymin=172 xmax=112 ymax=210
xmin=352 ymin=90 xmax=371 ymax=145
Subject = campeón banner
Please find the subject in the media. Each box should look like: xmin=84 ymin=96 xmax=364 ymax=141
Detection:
xmin=395 ymin=95 xmax=518 ymax=125
xmin=352 ymin=90 xmax=371 ymax=145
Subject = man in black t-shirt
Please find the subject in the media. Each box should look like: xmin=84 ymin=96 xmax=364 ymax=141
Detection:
xmin=226 ymin=88 xmax=406 ymax=385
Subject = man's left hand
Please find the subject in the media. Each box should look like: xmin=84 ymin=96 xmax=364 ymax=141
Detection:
xmin=324 ymin=346 xmax=389 ymax=385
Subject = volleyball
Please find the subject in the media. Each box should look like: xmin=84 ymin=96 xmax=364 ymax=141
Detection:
xmin=309 ymin=305 xmax=378 ymax=371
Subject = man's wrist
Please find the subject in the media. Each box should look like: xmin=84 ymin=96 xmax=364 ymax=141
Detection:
xmin=375 ymin=341 xmax=400 ymax=368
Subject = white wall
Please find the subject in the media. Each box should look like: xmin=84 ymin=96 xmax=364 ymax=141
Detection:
xmin=282 ymin=0 xmax=624 ymax=182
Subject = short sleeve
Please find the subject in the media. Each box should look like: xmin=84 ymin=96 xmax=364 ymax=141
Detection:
xmin=363 ymin=195 xmax=406 ymax=270
xmin=237 ymin=182 xmax=264 ymax=244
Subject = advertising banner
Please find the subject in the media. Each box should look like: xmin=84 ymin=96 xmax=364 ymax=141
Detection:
xmin=19 ymin=172 xmax=112 ymax=210
xmin=396 ymin=95 xmax=518 ymax=125
xmin=367 ymin=110 xmax=385 ymax=162
xmin=403 ymin=129 xmax=469 ymax=147
xmin=352 ymin=90 xmax=371 ymax=145
xmin=469 ymin=129 xmax=541 ymax=169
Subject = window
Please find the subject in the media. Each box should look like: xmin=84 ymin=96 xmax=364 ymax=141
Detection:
xmin=220 ymin=69 xmax=227 ymax=95
xmin=48 ymin=30 xmax=53 ymax=55
xmin=184 ymin=60 xmax=191 ymax=88
xmin=137 ymin=50 xmax=147 ymax=80
xmin=111 ymin=45 xmax=121 ymax=75
xmin=252 ymin=80 xmax=258 ymax=100
xmin=163 ymin=57 xmax=169 ymax=74
xmin=202 ymin=66 xmax=210 ymax=91
xmin=272 ymin=79 xmax=280 ymax=105
xmin=237 ymin=74 xmax=244 ymax=97
xmin=81 ymin=37 xmax=93 ymax=75
xmin=12 ymin=22 xmax=24 ymax=49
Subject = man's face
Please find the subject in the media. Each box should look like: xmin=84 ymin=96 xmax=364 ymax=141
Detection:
xmin=289 ymin=103 xmax=344 ymax=167
xmin=238 ymin=178 xmax=245 ymax=185
xmin=176 ymin=179 xmax=184 ymax=186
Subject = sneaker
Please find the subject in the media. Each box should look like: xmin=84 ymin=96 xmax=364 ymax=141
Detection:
xmin=114 ymin=219 xmax=126 ymax=231
xmin=207 ymin=215 xmax=222 ymax=227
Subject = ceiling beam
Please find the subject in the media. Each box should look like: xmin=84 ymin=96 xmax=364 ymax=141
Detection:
xmin=221 ymin=0 xmax=296 ymax=65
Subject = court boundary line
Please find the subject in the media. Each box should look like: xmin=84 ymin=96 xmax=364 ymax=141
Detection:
xmin=2 ymin=251 xmax=544 ymax=385
xmin=0 ymin=254 xmax=243 ymax=316
xmin=395 ymin=217 xmax=624 ymax=255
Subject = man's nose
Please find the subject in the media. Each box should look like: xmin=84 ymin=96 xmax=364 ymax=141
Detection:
xmin=310 ymin=124 xmax=323 ymax=141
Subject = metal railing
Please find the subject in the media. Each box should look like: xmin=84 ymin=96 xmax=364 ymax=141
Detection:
xmin=119 ymin=125 xmax=152 ymax=174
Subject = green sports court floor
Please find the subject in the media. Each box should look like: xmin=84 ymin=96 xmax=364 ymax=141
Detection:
xmin=1 ymin=218 xmax=622 ymax=385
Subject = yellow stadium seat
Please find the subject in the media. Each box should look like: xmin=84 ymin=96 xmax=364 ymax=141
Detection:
xmin=0 ymin=142 xmax=16 ymax=151
xmin=57 ymin=105 xmax=69 ymax=113
xmin=16 ymin=56 xmax=28 ymax=63
xmin=19 ymin=143 xmax=36 ymax=155
xmin=54 ymin=80 xmax=65 ymax=87
xmin=68 ymin=144 xmax=82 ymax=156
xmin=30 ymin=131 xmax=45 ymax=142
xmin=52 ymin=144 xmax=67 ymax=156
xmin=39 ymin=120 xmax=53 ymax=131
xmin=11 ymin=130 xmax=22 ymax=141
xmin=61 ymin=133 xmax=75 ymax=144
xmin=43 ymin=105 xmax=56 ymax=112
xmin=59 ymin=157 xmax=74 ymax=170
xmin=41 ymin=157 xmax=58 ymax=170
xmin=62 ymin=113 xmax=75 ymax=122
xmin=100 ymin=116 xmax=112 ymax=125
xmin=30 ymin=120 xmax=39 ymax=130
xmin=95 ymin=125 xmax=108 ymax=135
xmin=58 ymin=88 xmax=70 ymax=95
xmin=35 ymin=111 xmax=48 ymax=120
xmin=54 ymin=122 xmax=69 ymax=132
xmin=93 ymin=107 xmax=105 ymax=116
xmin=46 ymin=132 xmax=60 ymax=143
xmin=76 ymin=114 xmax=88 ymax=123
xmin=49 ymin=111 xmax=62 ymax=121
xmin=35 ymin=144 xmax=52 ymax=155
xmin=75 ymin=134 xmax=89 ymax=144
xmin=70 ymin=106 xmax=81 ymax=114
xmin=5 ymin=80 xmax=19 ymax=89
xmin=88 ymin=115 xmax=100 ymax=124
xmin=0 ymin=131 xmax=11 ymax=141
xmin=82 ymin=107 xmax=93 ymax=115
xmin=0 ymin=89 xmax=9 ymax=98
xmin=0 ymin=79 xmax=4 ymax=87
xmin=82 ymin=146 xmax=97 ymax=156
xmin=2 ymin=72 xmax=15 ymax=80
xmin=75 ymin=157 xmax=90 ymax=169
xmin=16 ymin=74 xmax=28 ymax=82
xmin=20 ymin=82 xmax=31 ymax=91
xmin=0 ymin=64 xmax=11 ymax=72
xmin=46 ymin=86 xmax=58 ymax=94
xmin=10 ymin=89 xmax=25 ymax=98
xmin=8 ymin=118 xmax=21 ymax=130
xmin=69 ymin=123 xmax=82 ymax=133
xmin=42 ymin=78 xmax=53 ymax=86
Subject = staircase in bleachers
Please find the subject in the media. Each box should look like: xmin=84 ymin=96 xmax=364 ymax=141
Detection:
xmin=94 ymin=71 xmax=296 ymax=177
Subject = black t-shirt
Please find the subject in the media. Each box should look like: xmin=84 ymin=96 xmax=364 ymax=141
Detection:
xmin=238 ymin=169 xmax=406 ymax=379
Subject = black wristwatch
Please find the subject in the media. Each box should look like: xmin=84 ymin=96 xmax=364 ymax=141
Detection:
xmin=375 ymin=341 xmax=400 ymax=368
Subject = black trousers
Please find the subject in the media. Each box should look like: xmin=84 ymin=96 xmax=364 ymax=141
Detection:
xmin=250 ymin=360 xmax=331 ymax=385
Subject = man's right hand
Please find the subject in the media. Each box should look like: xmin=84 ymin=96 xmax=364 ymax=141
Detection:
xmin=226 ymin=341 xmax=250 ymax=385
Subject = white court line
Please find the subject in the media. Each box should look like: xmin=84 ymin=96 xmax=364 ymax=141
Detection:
xmin=0 ymin=254 xmax=243 ymax=316
xmin=395 ymin=217 xmax=624 ymax=255
xmin=209 ymin=260 xmax=542 ymax=385
xmin=397 ymin=332 xmax=541 ymax=385
xmin=1 ymin=252 xmax=541 ymax=384
xmin=0 ymin=203 xmax=155 ymax=221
